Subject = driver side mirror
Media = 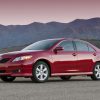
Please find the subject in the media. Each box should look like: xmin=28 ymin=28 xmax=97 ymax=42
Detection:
xmin=54 ymin=46 xmax=64 ymax=53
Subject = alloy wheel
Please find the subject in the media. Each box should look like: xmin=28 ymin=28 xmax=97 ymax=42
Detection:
xmin=36 ymin=64 xmax=48 ymax=81
xmin=94 ymin=64 xmax=100 ymax=79
xmin=31 ymin=61 xmax=50 ymax=83
xmin=91 ymin=63 xmax=100 ymax=80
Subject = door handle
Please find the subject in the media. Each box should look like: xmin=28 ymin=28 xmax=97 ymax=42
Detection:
xmin=72 ymin=53 xmax=77 ymax=56
xmin=93 ymin=53 xmax=96 ymax=56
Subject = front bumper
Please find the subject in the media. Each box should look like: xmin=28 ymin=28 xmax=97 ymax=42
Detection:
xmin=0 ymin=62 xmax=33 ymax=77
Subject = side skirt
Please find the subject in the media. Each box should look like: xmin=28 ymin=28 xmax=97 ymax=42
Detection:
xmin=51 ymin=72 xmax=93 ymax=76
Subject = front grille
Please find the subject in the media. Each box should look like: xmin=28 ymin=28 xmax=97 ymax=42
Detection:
xmin=0 ymin=70 xmax=6 ymax=73
xmin=0 ymin=58 xmax=10 ymax=63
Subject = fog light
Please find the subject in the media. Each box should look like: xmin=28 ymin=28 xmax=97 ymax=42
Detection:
xmin=18 ymin=69 xmax=21 ymax=73
xmin=12 ymin=69 xmax=21 ymax=73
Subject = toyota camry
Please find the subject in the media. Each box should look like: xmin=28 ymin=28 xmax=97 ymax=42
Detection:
xmin=0 ymin=38 xmax=100 ymax=83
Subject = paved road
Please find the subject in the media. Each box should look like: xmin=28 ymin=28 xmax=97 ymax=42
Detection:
xmin=0 ymin=76 xmax=100 ymax=100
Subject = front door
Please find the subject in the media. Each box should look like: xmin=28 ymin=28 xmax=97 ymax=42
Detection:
xmin=52 ymin=40 xmax=78 ymax=74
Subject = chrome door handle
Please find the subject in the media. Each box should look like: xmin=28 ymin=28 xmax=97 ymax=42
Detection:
xmin=72 ymin=53 xmax=77 ymax=56
xmin=93 ymin=53 xmax=96 ymax=56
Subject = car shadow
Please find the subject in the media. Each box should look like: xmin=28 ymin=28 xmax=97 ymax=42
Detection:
xmin=0 ymin=77 xmax=96 ymax=84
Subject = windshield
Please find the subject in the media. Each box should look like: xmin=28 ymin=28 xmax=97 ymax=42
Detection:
xmin=22 ymin=39 xmax=59 ymax=51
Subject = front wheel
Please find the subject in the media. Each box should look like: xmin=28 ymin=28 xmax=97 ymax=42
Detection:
xmin=31 ymin=61 xmax=50 ymax=83
xmin=91 ymin=63 xmax=100 ymax=80
xmin=0 ymin=76 xmax=16 ymax=82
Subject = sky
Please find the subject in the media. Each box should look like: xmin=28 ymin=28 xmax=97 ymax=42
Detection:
xmin=0 ymin=0 xmax=100 ymax=25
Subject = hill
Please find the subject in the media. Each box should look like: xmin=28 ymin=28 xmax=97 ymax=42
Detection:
xmin=0 ymin=17 xmax=100 ymax=48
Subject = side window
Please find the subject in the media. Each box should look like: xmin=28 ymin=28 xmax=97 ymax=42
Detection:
xmin=59 ymin=41 xmax=74 ymax=51
xmin=75 ymin=41 xmax=88 ymax=52
xmin=88 ymin=45 xmax=95 ymax=52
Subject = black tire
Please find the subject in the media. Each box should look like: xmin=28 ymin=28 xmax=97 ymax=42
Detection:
xmin=0 ymin=76 xmax=16 ymax=82
xmin=60 ymin=76 xmax=71 ymax=81
xmin=91 ymin=63 xmax=100 ymax=80
xmin=31 ymin=61 xmax=50 ymax=83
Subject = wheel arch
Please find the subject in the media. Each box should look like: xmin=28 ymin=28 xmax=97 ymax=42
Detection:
xmin=91 ymin=61 xmax=100 ymax=72
xmin=95 ymin=61 xmax=100 ymax=64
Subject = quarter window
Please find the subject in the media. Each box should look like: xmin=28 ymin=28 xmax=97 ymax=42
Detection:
xmin=88 ymin=45 xmax=95 ymax=52
xmin=59 ymin=41 xmax=74 ymax=51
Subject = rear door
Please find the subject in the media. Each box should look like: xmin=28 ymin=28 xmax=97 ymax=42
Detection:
xmin=74 ymin=40 xmax=96 ymax=72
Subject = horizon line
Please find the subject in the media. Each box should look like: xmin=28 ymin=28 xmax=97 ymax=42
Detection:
xmin=0 ymin=17 xmax=100 ymax=26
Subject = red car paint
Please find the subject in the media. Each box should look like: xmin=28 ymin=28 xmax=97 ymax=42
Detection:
xmin=0 ymin=38 xmax=100 ymax=77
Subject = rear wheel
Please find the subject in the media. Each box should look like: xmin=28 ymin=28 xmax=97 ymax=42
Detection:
xmin=0 ymin=76 xmax=16 ymax=82
xmin=60 ymin=76 xmax=71 ymax=81
xmin=31 ymin=61 xmax=50 ymax=83
xmin=91 ymin=63 xmax=100 ymax=80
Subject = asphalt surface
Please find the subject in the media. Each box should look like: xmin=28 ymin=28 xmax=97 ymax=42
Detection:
xmin=0 ymin=76 xmax=100 ymax=100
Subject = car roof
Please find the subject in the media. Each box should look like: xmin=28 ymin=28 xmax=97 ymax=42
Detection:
xmin=43 ymin=38 xmax=100 ymax=51
xmin=45 ymin=38 xmax=81 ymax=41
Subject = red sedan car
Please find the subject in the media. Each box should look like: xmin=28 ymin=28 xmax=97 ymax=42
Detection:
xmin=0 ymin=38 xmax=100 ymax=83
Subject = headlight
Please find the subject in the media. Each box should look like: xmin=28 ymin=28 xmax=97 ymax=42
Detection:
xmin=12 ymin=55 xmax=32 ymax=62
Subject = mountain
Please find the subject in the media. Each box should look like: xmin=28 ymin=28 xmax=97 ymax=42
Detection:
xmin=0 ymin=17 xmax=100 ymax=49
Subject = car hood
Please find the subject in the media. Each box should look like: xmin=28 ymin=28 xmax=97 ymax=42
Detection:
xmin=0 ymin=50 xmax=44 ymax=57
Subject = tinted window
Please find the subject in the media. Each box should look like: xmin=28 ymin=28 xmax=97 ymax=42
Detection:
xmin=23 ymin=39 xmax=59 ymax=50
xmin=88 ymin=45 xmax=95 ymax=52
xmin=59 ymin=41 xmax=74 ymax=51
xmin=75 ymin=41 xmax=88 ymax=51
